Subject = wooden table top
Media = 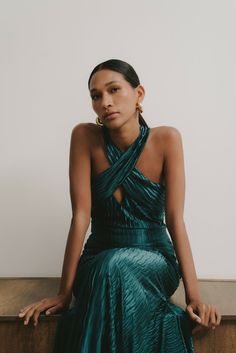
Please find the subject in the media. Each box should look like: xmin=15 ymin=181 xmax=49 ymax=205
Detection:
xmin=0 ymin=278 xmax=235 ymax=320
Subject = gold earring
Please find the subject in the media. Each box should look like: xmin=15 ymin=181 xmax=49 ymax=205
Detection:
xmin=136 ymin=103 xmax=143 ymax=113
xmin=96 ymin=116 xmax=104 ymax=126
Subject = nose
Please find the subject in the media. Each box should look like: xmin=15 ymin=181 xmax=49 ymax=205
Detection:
xmin=101 ymin=92 xmax=112 ymax=109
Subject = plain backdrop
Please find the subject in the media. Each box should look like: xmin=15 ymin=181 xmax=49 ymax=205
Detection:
xmin=1 ymin=0 xmax=235 ymax=278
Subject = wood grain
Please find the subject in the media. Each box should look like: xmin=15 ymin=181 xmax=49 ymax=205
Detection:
xmin=0 ymin=278 xmax=235 ymax=353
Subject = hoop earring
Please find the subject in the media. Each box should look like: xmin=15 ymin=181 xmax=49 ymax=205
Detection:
xmin=136 ymin=103 xmax=143 ymax=113
xmin=96 ymin=116 xmax=104 ymax=126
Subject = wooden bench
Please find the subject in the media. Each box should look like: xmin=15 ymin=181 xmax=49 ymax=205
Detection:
xmin=0 ymin=278 xmax=235 ymax=353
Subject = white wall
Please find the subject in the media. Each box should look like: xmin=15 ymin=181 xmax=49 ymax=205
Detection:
xmin=1 ymin=0 xmax=235 ymax=278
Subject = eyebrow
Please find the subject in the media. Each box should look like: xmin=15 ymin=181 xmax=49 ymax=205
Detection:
xmin=90 ymin=80 xmax=121 ymax=93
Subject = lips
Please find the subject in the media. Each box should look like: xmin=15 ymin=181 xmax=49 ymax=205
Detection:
xmin=103 ymin=111 xmax=119 ymax=119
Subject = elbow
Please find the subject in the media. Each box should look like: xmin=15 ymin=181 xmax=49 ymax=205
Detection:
xmin=71 ymin=210 xmax=91 ymax=227
xmin=165 ymin=215 xmax=186 ymax=232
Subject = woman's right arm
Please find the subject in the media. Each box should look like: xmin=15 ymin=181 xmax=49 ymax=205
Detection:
xmin=18 ymin=123 xmax=92 ymax=326
xmin=57 ymin=123 xmax=92 ymax=297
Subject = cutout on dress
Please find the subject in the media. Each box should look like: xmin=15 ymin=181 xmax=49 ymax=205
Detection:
xmin=112 ymin=185 xmax=126 ymax=205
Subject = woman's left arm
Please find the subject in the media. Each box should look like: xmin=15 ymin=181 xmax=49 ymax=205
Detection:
xmin=162 ymin=126 xmax=221 ymax=331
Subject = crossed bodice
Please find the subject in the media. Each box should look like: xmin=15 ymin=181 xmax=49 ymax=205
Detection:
xmin=84 ymin=124 xmax=180 ymax=270
xmin=90 ymin=124 xmax=166 ymax=229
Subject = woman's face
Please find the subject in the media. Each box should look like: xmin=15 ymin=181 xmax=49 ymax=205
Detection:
xmin=89 ymin=69 xmax=144 ymax=127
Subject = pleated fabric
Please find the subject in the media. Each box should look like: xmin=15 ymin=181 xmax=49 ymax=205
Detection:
xmin=52 ymin=124 xmax=195 ymax=353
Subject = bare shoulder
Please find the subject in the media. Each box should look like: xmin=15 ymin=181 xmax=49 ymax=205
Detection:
xmin=70 ymin=122 xmax=100 ymax=149
xmin=151 ymin=125 xmax=182 ymax=140
xmin=150 ymin=125 xmax=183 ymax=151
xmin=71 ymin=122 xmax=98 ymax=137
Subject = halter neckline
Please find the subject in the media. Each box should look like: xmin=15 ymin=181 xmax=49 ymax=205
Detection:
xmin=102 ymin=124 xmax=148 ymax=153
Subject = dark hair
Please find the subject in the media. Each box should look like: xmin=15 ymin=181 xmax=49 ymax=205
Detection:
xmin=88 ymin=59 xmax=149 ymax=127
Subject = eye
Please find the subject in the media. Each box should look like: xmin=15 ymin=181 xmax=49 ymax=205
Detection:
xmin=111 ymin=87 xmax=119 ymax=93
xmin=91 ymin=87 xmax=120 ymax=101
xmin=91 ymin=94 xmax=99 ymax=101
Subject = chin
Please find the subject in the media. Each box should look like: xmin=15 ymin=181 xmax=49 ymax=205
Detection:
xmin=104 ymin=117 xmax=123 ymax=128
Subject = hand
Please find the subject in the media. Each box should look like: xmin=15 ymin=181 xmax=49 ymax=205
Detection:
xmin=18 ymin=293 xmax=72 ymax=327
xmin=186 ymin=299 xmax=221 ymax=333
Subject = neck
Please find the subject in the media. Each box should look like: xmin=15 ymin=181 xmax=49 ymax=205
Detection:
xmin=107 ymin=118 xmax=141 ymax=152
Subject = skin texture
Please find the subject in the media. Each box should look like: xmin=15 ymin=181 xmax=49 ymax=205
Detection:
xmin=18 ymin=69 xmax=221 ymax=332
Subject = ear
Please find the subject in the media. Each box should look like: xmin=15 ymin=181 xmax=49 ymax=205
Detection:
xmin=136 ymin=84 xmax=145 ymax=102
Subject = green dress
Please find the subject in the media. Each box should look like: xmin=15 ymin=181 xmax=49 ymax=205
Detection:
xmin=52 ymin=123 xmax=195 ymax=353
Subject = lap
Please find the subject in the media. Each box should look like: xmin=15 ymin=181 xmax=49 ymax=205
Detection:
xmin=73 ymin=247 xmax=179 ymax=299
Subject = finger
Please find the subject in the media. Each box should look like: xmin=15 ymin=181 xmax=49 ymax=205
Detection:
xmin=18 ymin=305 xmax=35 ymax=317
xmin=23 ymin=304 xmax=41 ymax=325
xmin=45 ymin=303 xmax=63 ymax=315
xmin=210 ymin=311 xmax=216 ymax=329
xmin=19 ymin=307 xmax=36 ymax=320
xmin=19 ymin=306 xmax=30 ymax=313
xmin=32 ymin=302 xmax=54 ymax=325
xmin=203 ymin=304 xmax=211 ymax=327
xmin=32 ymin=308 xmax=42 ymax=326
xmin=19 ymin=303 xmax=37 ymax=313
xmin=32 ymin=306 xmax=49 ymax=326
xmin=186 ymin=305 xmax=201 ymax=323
xmin=208 ymin=307 xmax=217 ymax=329
xmin=32 ymin=304 xmax=49 ymax=326
xmin=21 ymin=298 xmax=51 ymax=323
xmin=198 ymin=304 xmax=206 ymax=326
xmin=215 ymin=309 xmax=222 ymax=326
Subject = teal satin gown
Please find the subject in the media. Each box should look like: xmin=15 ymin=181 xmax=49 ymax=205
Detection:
xmin=52 ymin=123 xmax=195 ymax=353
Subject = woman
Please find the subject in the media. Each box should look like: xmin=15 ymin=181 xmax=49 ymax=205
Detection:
xmin=18 ymin=59 xmax=221 ymax=352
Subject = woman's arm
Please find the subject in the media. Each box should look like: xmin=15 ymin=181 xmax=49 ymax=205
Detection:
xmin=18 ymin=123 xmax=92 ymax=326
xmin=57 ymin=123 xmax=92 ymax=296
xmin=162 ymin=126 xmax=221 ymax=330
